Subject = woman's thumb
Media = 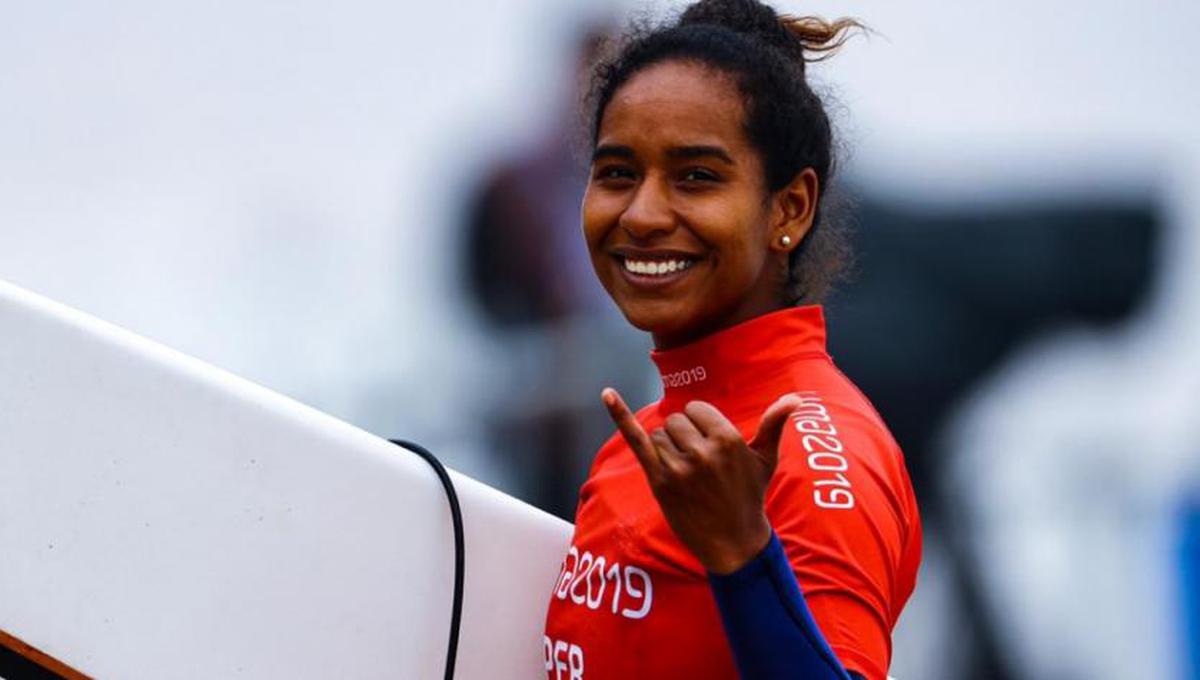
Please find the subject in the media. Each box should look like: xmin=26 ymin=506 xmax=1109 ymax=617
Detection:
xmin=749 ymin=394 xmax=802 ymax=467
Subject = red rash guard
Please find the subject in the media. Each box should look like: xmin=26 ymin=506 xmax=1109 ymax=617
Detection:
xmin=542 ymin=306 xmax=922 ymax=679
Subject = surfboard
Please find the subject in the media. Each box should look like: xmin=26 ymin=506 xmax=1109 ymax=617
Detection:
xmin=0 ymin=279 xmax=573 ymax=679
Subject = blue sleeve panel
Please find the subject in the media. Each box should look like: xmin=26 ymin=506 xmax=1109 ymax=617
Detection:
xmin=708 ymin=531 xmax=856 ymax=680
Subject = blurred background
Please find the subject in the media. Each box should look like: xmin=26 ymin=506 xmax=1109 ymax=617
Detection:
xmin=2 ymin=0 xmax=1198 ymax=678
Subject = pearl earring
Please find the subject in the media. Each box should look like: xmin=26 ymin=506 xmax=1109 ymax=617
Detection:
xmin=780 ymin=234 xmax=793 ymax=248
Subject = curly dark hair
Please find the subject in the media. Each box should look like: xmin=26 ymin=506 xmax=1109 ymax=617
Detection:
xmin=586 ymin=0 xmax=864 ymax=304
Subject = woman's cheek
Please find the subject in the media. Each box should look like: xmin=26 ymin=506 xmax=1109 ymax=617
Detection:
xmin=581 ymin=195 xmax=620 ymax=250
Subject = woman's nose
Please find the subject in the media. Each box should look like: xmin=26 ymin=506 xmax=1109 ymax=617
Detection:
xmin=618 ymin=176 xmax=675 ymax=239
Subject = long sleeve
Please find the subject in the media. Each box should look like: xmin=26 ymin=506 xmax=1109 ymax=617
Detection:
xmin=708 ymin=531 xmax=854 ymax=680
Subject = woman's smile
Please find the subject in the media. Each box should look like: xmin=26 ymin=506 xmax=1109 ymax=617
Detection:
xmin=611 ymin=247 xmax=706 ymax=291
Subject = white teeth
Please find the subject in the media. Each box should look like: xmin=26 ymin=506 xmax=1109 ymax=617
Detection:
xmin=623 ymin=258 xmax=694 ymax=276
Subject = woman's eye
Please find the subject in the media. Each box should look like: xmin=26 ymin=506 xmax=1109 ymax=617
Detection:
xmin=682 ymin=167 xmax=720 ymax=183
xmin=593 ymin=165 xmax=636 ymax=182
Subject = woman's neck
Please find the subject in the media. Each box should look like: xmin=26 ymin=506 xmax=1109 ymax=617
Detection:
xmin=651 ymin=298 xmax=792 ymax=351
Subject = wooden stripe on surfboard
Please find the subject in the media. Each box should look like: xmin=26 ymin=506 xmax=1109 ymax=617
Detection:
xmin=0 ymin=628 xmax=91 ymax=680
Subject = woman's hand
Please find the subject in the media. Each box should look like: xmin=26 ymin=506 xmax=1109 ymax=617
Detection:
xmin=601 ymin=388 xmax=802 ymax=575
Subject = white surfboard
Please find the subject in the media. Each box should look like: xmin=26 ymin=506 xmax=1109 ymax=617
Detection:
xmin=0 ymin=279 xmax=572 ymax=679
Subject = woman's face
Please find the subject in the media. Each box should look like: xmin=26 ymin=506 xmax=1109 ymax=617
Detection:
xmin=583 ymin=59 xmax=808 ymax=349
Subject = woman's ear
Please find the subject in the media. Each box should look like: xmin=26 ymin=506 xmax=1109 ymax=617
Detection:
xmin=770 ymin=168 xmax=819 ymax=253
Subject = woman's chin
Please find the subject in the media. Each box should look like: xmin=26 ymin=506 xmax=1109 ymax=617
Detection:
xmin=617 ymin=300 xmax=700 ymax=342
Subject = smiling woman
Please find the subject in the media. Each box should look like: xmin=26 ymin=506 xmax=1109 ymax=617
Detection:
xmin=542 ymin=1 xmax=921 ymax=679
xmin=583 ymin=57 xmax=820 ymax=348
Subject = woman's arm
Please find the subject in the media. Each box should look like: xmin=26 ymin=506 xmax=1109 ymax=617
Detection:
xmin=709 ymin=530 xmax=856 ymax=680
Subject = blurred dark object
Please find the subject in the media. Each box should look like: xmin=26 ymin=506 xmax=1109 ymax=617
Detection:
xmin=463 ymin=24 xmax=608 ymax=329
xmin=826 ymin=197 xmax=1160 ymax=679
xmin=464 ymin=137 xmax=592 ymax=327
xmin=830 ymin=199 xmax=1158 ymax=497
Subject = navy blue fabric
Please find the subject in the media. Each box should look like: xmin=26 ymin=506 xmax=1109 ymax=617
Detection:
xmin=708 ymin=531 xmax=854 ymax=680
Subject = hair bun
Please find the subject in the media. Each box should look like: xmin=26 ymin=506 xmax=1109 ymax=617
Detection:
xmin=679 ymin=0 xmax=862 ymax=63
xmin=679 ymin=0 xmax=798 ymax=54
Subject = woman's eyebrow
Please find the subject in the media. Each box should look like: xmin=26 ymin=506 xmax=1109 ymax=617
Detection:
xmin=592 ymin=144 xmax=636 ymax=162
xmin=666 ymin=145 xmax=735 ymax=166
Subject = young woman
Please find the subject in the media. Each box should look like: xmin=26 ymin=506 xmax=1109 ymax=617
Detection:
xmin=543 ymin=1 xmax=921 ymax=678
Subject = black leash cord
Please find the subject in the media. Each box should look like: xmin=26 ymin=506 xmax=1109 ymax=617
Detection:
xmin=388 ymin=439 xmax=464 ymax=680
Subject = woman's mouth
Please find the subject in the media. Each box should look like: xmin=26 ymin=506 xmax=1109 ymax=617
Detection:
xmin=622 ymin=257 xmax=696 ymax=276
xmin=616 ymin=254 xmax=700 ymax=289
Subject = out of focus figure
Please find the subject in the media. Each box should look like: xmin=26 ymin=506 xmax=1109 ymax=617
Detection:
xmin=459 ymin=23 xmax=653 ymax=519
xmin=935 ymin=167 xmax=1200 ymax=679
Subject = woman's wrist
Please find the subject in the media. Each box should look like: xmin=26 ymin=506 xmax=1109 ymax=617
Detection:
xmin=699 ymin=514 xmax=773 ymax=575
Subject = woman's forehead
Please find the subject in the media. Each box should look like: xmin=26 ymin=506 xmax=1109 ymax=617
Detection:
xmin=599 ymin=61 xmax=748 ymax=150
